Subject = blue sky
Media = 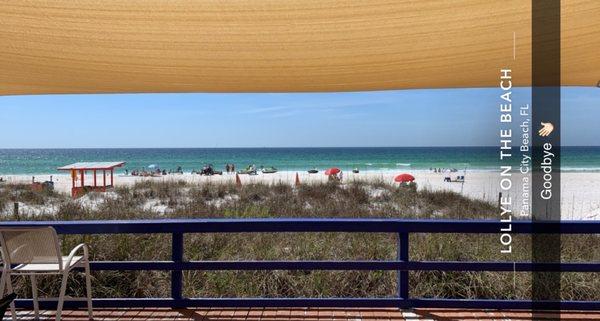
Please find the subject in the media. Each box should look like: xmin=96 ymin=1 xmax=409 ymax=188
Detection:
xmin=0 ymin=87 xmax=597 ymax=148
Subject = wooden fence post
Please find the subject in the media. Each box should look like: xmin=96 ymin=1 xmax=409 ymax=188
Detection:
xmin=13 ymin=202 xmax=19 ymax=220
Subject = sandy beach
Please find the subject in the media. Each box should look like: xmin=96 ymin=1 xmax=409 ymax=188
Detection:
xmin=3 ymin=170 xmax=599 ymax=220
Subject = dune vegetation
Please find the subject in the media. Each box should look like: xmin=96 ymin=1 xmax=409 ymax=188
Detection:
xmin=0 ymin=180 xmax=598 ymax=301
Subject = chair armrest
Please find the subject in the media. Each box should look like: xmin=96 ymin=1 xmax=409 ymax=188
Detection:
xmin=64 ymin=243 xmax=89 ymax=270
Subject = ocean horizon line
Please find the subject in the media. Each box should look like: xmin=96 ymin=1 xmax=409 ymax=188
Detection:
xmin=2 ymin=145 xmax=600 ymax=150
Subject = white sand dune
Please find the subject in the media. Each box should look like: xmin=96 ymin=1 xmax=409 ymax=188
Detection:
xmin=3 ymin=171 xmax=599 ymax=220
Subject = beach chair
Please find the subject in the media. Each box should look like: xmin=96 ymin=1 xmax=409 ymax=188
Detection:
xmin=0 ymin=227 xmax=93 ymax=321
xmin=0 ymin=259 xmax=17 ymax=321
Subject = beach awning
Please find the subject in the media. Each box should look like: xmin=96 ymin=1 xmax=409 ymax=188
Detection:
xmin=57 ymin=162 xmax=126 ymax=171
xmin=1 ymin=1 xmax=599 ymax=95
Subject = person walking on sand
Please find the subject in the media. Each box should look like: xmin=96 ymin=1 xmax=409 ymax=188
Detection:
xmin=226 ymin=164 xmax=230 ymax=174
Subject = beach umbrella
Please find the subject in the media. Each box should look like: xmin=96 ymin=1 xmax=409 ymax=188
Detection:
xmin=324 ymin=168 xmax=341 ymax=176
xmin=394 ymin=173 xmax=415 ymax=183
xmin=148 ymin=164 xmax=157 ymax=169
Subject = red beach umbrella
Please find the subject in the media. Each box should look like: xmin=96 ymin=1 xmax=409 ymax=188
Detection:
xmin=394 ymin=173 xmax=415 ymax=183
xmin=324 ymin=167 xmax=341 ymax=176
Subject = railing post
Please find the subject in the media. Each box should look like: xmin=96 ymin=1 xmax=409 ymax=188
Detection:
xmin=171 ymin=232 xmax=184 ymax=303
xmin=397 ymin=232 xmax=409 ymax=301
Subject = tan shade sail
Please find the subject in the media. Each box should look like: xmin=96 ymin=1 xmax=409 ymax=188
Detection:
xmin=0 ymin=0 xmax=598 ymax=95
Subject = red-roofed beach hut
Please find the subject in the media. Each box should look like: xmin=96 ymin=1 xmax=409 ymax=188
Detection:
xmin=58 ymin=162 xmax=125 ymax=198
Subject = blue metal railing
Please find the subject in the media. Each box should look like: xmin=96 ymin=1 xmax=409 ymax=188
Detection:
xmin=0 ymin=218 xmax=599 ymax=310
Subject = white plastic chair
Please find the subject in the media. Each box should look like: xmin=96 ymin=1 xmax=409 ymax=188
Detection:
xmin=0 ymin=259 xmax=16 ymax=321
xmin=0 ymin=227 xmax=93 ymax=321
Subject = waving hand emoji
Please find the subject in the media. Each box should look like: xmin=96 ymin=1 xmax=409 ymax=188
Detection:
xmin=538 ymin=122 xmax=554 ymax=137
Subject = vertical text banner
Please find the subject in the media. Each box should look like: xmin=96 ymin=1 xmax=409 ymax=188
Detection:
xmin=532 ymin=0 xmax=561 ymax=317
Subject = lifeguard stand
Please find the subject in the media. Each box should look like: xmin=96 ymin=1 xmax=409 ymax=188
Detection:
xmin=58 ymin=162 xmax=125 ymax=198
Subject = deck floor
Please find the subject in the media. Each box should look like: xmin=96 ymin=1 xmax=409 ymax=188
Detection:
xmin=6 ymin=308 xmax=600 ymax=321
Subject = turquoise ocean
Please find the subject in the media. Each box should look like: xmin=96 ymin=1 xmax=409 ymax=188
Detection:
xmin=0 ymin=147 xmax=599 ymax=175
